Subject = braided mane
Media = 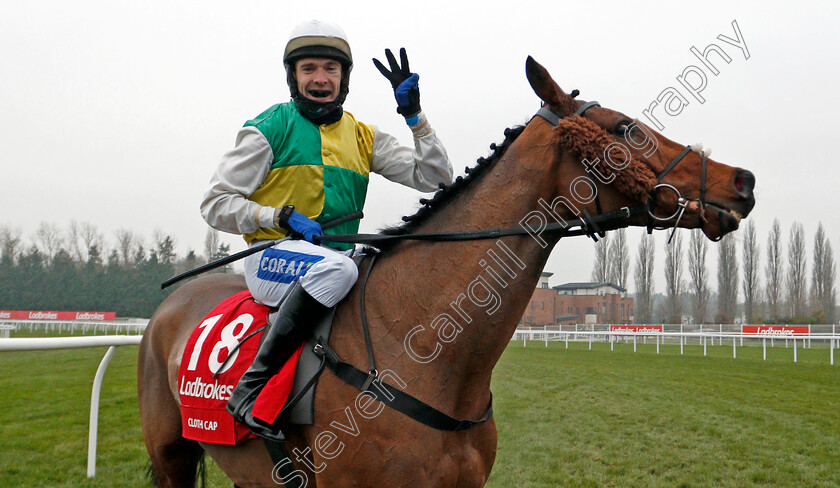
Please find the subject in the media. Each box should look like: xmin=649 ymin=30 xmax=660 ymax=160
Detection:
xmin=377 ymin=125 xmax=526 ymax=243
xmin=374 ymin=114 xmax=657 ymax=250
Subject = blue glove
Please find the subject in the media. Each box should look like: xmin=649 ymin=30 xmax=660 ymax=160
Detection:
xmin=395 ymin=73 xmax=419 ymax=111
xmin=276 ymin=206 xmax=322 ymax=243
xmin=373 ymin=48 xmax=421 ymax=118
xmin=287 ymin=210 xmax=322 ymax=243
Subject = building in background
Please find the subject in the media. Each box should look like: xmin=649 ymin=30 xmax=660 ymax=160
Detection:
xmin=520 ymin=277 xmax=634 ymax=326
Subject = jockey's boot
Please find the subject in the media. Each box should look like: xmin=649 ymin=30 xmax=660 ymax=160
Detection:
xmin=226 ymin=282 xmax=328 ymax=441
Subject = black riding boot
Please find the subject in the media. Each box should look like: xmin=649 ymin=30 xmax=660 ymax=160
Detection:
xmin=226 ymin=282 xmax=329 ymax=441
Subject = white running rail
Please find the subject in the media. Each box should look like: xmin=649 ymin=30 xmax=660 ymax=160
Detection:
xmin=511 ymin=328 xmax=838 ymax=365
xmin=0 ymin=335 xmax=143 ymax=478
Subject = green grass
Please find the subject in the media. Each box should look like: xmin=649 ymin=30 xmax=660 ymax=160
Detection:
xmin=0 ymin=338 xmax=837 ymax=487
xmin=487 ymin=342 xmax=840 ymax=488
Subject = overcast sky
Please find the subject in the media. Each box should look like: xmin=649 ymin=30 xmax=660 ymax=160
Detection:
xmin=1 ymin=0 xmax=838 ymax=293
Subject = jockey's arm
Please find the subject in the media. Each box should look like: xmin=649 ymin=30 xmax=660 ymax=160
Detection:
xmin=200 ymin=127 xmax=277 ymax=235
xmin=371 ymin=111 xmax=453 ymax=192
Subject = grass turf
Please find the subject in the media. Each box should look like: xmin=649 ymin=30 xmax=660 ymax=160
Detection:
xmin=0 ymin=338 xmax=837 ymax=487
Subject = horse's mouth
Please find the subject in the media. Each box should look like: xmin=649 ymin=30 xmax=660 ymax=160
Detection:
xmin=705 ymin=202 xmax=744 ymax=223
xmin=702 ymin=201 xmax=745 ymax=238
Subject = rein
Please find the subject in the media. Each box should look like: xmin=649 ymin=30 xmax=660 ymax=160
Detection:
xmin=317 ymin=205 xmax=648 ymax=246
xmin=306 ymin=103 xmax=652 ymax=436
xmin=307 ymin=102 xmax=714 ymax=436
xmin=317 ymin=101 xmax=691 ymax=248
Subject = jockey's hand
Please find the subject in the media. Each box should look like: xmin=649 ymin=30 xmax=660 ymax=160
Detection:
xmin=373 ymin=48 xmax=421 ymax=119
xmin=275 ymin=207 xmax=322 ymax=243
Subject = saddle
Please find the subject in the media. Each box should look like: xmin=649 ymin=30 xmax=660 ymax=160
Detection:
xmin=179 ymin=249 xmax=492 ymax=488
xmin=177 ymin=259 xmax=354 ymax=445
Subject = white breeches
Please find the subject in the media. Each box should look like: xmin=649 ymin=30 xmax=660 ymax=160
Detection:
xmin=244 ymin=240 xmax=358 ymax=308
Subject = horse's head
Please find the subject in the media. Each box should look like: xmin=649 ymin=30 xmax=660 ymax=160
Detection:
xmin=525 ymin=56 xmax=755 ymax=240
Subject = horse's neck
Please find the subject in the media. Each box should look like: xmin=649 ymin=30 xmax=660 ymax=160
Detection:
xmin=363 ymin=122 xmax=566 ymax=404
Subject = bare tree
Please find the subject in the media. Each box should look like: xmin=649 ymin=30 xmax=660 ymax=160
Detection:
xmin=823 ymin=241 xmax=837 ymax=323
xmin=786 ymin=222 xmax=807 ymax=318
xmin=663 ymin=230 xmax=684 ymax=323
xmin=608 ymin=229 xmax=630 ymax=288
xmin=67 ymin=220 xmax=85 ymax=262
xmin=114 ymin=229 xmax=138 ymax=266
xmin=741 ymin=220 xmax=760 ymax=323
xmin=205 ymin=227 xmax=222 ymax=262
xmin=811 ymin=223 xmax=836 ymax=322
xmin=0 ymin=225 xmax=22 ymax=264
xmin=79 ymin=222 xmax=104 ymax=262
xmin=67 ymin=221 xmax=103 ymax=263
xmin=634 ymin=233 xmax=655 ymax=323
xmin=34 ymin=222 xmax=65 ymax=266
xmin=716 ymin=233 xmax=739 ymax=323
xmin=688 ymin=229 xmax=709 ymax=324
xmin=204 ymin=227 xmax=233 ymax=272
xmin=591 ymin=234 xmax=610 ymax=283
xmin=765 ymin=219 xmax=784 ymax=321
xmin=153 ymin=230 xmax=177 ymax=265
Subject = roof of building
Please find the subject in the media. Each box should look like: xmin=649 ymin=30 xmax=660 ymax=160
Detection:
xmin=552 ymin=282 xmax=627 ymax=292
xmin=540 ymin=271 xmax=554 ymax=277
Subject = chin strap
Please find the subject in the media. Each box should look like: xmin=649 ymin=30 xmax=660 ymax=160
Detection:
xmin=293 ymin=97 xmax=344 ymax=125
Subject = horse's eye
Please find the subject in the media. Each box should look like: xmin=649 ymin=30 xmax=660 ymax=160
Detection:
xmin=615 ymin=123 xmax=629 ymax=136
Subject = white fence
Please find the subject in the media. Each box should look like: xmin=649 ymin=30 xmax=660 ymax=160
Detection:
xmin=512 ymin=325 xmax=838 ymax=365
xmin=0 ymin=318 xmax=148 ymax=335
xmin=0 ymin=334 xmax=143 ymax=477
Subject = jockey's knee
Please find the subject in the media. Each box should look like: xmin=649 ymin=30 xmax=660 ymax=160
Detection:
xmin=335 ymin=254 xmax=359 ymax=285
xmin=300 ymin=253 xmax=359 ymax=307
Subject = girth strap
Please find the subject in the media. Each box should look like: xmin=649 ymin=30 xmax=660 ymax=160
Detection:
xmin=314 ymin=340 xmax=494 ymax=431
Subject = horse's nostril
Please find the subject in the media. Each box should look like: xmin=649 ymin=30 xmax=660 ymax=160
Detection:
xmin=734 ymin=170 xmax=755 ymax=196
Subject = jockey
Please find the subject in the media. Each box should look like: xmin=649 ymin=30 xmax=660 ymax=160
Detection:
xmin=200 ymin=19 xmax=453 ymax=440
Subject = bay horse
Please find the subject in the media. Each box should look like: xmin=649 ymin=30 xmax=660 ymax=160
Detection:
xmin=138 ymin=57 xmax=755 ymax=487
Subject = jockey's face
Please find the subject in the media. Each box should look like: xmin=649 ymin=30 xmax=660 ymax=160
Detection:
xmin=295 ymin=57 xmax=343 ymax=103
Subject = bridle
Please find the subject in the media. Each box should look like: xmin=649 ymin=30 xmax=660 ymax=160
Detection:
xmin=317 ymin=101 xmax=714 ymax=248
xmin=534 ymin=99 xmax=712 ymax=244
xmin=647 ymin=144 xmax=713 ymax=242
xmin=279 ymin=100 xmax=718 ymax=453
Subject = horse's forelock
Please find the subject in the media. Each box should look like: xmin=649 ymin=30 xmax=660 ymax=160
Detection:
xmin=554 ymin=115 xmax=656 ymax=202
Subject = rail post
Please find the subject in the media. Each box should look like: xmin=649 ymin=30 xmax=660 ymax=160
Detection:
xmin=88 ymin=346 xmax=118 ymax=477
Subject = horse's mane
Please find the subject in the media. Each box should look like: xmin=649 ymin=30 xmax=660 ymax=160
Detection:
xmin=374 ymin=115 xmax=657 ymax=251
xmin=376 ymin=125 xmax=527 ymax=248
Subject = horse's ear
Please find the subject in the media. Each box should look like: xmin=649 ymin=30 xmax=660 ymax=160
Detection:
xmin=526 ymin=56 xmax=576 ymax=115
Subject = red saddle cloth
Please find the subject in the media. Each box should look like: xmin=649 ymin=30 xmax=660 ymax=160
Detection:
xmin=178 ymin=290 xmax=303 ymax=445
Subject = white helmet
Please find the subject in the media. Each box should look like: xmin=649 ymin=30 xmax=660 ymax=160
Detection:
xmin=282 ymin=20 xmax=353 ymax=123
xmin=283 ymin=19 xmax=352 ymax=70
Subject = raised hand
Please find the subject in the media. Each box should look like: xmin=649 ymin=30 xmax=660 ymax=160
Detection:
xmin=373 ymin=48 xmax=421 ymax=117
